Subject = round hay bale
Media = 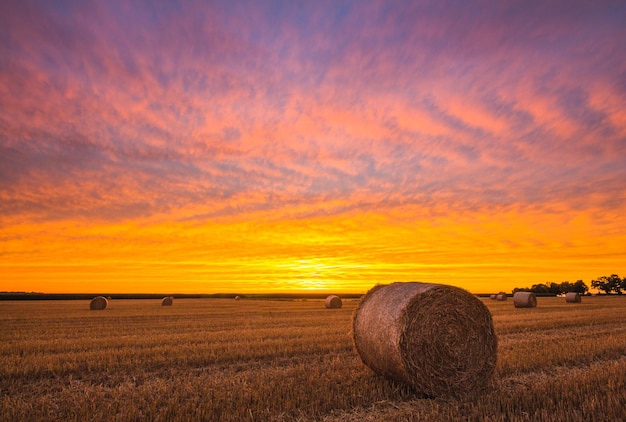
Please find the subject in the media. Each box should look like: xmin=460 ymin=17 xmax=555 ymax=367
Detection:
xmin=565 ymin=292 xmax=581 ymax=303
xmin=90 ymin=296 xmax=108 ymax=310
xmin=352 ymin=282 xmax=497 ymax=398
xmin=325 ymin=295 xmax=342 ymax=309
xmin=234 ymin=295 xmax=240 ymax=300
xmin=496 ymin=293 xmax=507 ymax=301
xmin=489 ymin=294 xmax=497 ymax=300
xmin=513 ymin=291 xmax=537 ymax=308
xmin=161 ymin=296 xmax=173 ymax=306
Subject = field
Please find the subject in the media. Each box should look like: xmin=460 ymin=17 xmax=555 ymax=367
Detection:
xmin=1 ymin=296 xmax=625 ymax=421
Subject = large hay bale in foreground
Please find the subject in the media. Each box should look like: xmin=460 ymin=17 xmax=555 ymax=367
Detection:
xmin=90 ymin=296 xmax=108 ymax=310
xmin=325 ymin=295 xmax=342 ymax=309
xmin=496 ymin=293 xmax=507 ymax=301
xmin=161 ymin=296 xmax=173 ymax=306
xmin=352 ymin=282 xmax=497 ymax=398
xmin=513 ymin=291 xmax=537 ymax=308
xmin=565 ymin=292 xmax=581 ymax=303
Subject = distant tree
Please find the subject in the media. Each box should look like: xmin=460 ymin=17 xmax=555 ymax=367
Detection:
xmin=608 ymin=274 xmax=622 ymax=294
xmin=591 ymin=276 xmax=610 ymax=294
xmin=513 ymin=280 xmax=588 ymax=295
xmin=571 ymin=280 xmax=589 ymax=294
xmin=621 ymin=277 xmax=626 ymax=293
xmin=591 ymin=274 xmax=622 ymax=294
xmin=548 ymin=282 xmax=562 ymax=295
xmin=531 ymin=283 xmax=549 ymax=294
xmin=559 ymin=281 xmax=573 ymax=293
xmin=614 ymin=275 xmax=624 ymax=295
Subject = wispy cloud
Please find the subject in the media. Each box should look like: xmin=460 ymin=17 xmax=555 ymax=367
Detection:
xmin=1 ymin=0 xmax=625 ymax=292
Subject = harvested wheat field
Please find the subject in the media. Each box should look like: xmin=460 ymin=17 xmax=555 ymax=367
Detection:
xmin=1 ymin=297 xmax=625 ymax=421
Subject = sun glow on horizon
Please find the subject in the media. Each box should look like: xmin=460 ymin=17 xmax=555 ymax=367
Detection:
xmin=2 ymin=202 xmax=624 ymax=294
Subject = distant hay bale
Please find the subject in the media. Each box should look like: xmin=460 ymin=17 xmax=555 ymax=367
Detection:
xmin=496 ymin=293 xmax=507 ymax=301
xmin=161 ymin=296 xmax=173 ymax=306
xmin=325 ymin=295 xmax=342 ymax=309
xmin=90 ymin=296 xmax=108 ymax=310
xmin=490 ymin=294 xmax=497 ymax=300
xmin=352 ymin=282 xmax=497 ymax=398
xmin=513 ymin=291 xmax=537 ymax=308
xmin=565 ymin=292 xmax=581 ymax=303
xmin=234 ymin=295 xmax=240 ymax=300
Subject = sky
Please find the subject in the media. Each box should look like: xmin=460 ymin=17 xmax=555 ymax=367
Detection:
xmin=1 ymin=0 xmax=625 ymax=294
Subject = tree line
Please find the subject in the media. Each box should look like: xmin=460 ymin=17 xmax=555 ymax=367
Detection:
xmin=590 ymin=274 xmax=626 ymax=295
xmin=512 ymin=274 xmax=626 ymax=295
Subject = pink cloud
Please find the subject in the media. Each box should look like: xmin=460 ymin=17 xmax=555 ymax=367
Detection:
xmin=0 ymin=0 xmax=624 ymax=229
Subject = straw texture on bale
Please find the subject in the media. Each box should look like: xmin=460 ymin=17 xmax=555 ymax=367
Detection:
xmin=90 ymin=296 xmax=108 ymax=310
xmin=496 ymin=293 xmax=507 ymax=301
xmin=513 ymin=291 xmax=537 ymax=308
xmin=325 ymin=295 xmax=342 ymax=309
xmin=352 ymin=282 xmax=497 ymax=398
xmin=565 ymin=292 xmax=581 ymax=303
xmin=161 ymin=296 xmax=173 ymax=306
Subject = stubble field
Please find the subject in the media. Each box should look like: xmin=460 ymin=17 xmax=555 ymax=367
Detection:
xmin=1 ymin=296 xmax=625 ymax=421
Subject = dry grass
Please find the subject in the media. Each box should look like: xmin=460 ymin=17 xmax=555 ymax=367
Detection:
xmin=1 ymin=296 xmax=625 ymax=421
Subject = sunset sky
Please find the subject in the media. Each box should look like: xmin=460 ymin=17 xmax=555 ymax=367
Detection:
xmin=1 ymin=1 xmax=625 ymax=294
